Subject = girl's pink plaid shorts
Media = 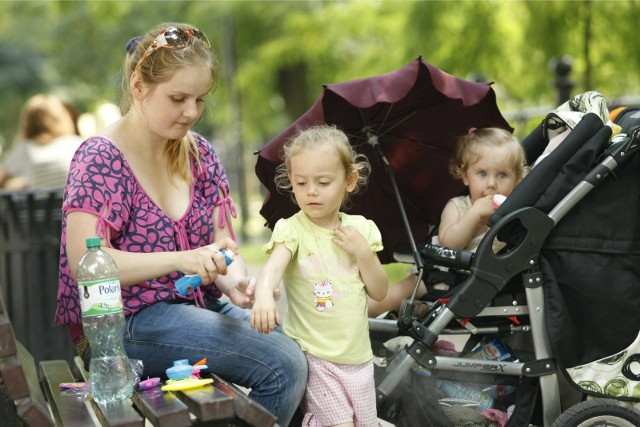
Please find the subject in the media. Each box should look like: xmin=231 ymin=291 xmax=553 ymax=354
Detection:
xmin=302 ymin=353 xmax=382 ymax=427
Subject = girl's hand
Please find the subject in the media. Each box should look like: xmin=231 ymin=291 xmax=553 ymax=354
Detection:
xmin=245 ymin=279 xmax=281 ymax=301
xmin=332 ymin=225 xmax=369 ymax=260
xmin=250 ymin=296 xmax=281 ymax=334
xmin=179 ymin=238 xmax=239 ymax=285
xmin=249 ymin=243 xmax=288 ymax=333
xmin=335 ymin=225 xmax=388 ymax=301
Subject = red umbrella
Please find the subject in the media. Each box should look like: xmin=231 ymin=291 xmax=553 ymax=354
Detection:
xmin=255 ymin=56 xmax=513 ymax=264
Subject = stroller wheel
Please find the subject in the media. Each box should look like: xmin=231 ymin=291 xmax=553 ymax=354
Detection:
xmin=551 ymin=398 xmax=640 ymax=427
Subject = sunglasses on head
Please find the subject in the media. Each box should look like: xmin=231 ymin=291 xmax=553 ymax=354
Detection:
xmin=136 ymin=26 xmax=211 ymax=69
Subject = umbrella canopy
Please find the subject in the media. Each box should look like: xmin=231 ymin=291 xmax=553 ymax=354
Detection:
xmin=256 ymin=56 xmax=513 ymax=264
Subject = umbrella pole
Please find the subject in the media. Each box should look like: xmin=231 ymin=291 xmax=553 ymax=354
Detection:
xmin=367 ymin=133 xmax=425 ymax=296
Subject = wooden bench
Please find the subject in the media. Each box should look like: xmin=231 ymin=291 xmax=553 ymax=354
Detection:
xmin=0 ymin=287 xmax=277 ymax=427
xmin=0 ymin=188 xmax=76 ymax=366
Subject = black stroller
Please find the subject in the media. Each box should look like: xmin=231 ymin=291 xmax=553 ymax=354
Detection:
xmin=370 ymin=99 xmax=640 ymax=426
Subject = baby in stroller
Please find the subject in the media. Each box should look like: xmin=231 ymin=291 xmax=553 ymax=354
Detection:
xmin=368 ymin=127 xmax=527 ymax=319
xmin=371 ymin=92 xmax=640 ymax=427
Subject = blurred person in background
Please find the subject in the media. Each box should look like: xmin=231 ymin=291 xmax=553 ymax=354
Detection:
xmin=0 ymin=94 xmax=83 ymax=190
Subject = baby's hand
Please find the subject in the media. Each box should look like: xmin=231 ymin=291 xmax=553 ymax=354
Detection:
xmin=473 ymin=195 xmax=498 ymax=221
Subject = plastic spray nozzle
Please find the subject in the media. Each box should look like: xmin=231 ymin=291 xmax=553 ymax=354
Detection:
xmin=175 ymin=248 xmax=235 ymax=295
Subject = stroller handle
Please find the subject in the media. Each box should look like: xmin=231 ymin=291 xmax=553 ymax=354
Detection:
xmin=420 ymin=243 xmax=474 ymax=270
xmin=608 ymin=126 xmax=640 ymax=164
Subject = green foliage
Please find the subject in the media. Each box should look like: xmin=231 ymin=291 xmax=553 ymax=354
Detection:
xmin=384 ymin=263 xmax=410 ymax=286
xmin=2 ymin=0 xmax=640 ymax=149
xmin=0 ymin=0 xmax=640 ymax=258
xmin=2 ymin=0 xmax=640 ymax=237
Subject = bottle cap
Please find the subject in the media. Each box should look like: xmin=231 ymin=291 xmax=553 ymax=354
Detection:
xmin=86 ymin=237 xmax=101 ymax=248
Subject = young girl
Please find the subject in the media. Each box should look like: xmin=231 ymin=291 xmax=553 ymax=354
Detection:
xmin=54 ymin=22 xmax=306 ymax=425
xmin=250 ymin=124 xmax=388 ymax=427
xmin=368 ymin=127 xmax=527 ymax=317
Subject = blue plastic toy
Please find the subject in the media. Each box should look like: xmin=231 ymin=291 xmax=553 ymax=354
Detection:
xmin=166 ymin=358 xmax=209 ymax=380
xmin=175 ymin=248 xmax=234 ymax=295
xmin=166 ymin=360 xmax=195 ymax=380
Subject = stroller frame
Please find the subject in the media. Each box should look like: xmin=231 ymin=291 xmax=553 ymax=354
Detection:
xmin=371 ymin=125 xmax=640 ymax=426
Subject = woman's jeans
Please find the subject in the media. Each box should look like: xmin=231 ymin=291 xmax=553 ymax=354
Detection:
xmin=123 ymin=299 xmax=307 ymax=426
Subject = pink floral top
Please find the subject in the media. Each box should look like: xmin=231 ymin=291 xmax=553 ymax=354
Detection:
xmin=55 ymin=133 xmax=236 ymax=342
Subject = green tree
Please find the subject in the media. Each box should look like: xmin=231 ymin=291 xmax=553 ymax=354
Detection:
xmin=2 ymin=0 xmax=640 ymax=230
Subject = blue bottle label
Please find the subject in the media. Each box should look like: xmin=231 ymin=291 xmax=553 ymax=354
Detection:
xmin=79 ymin=278 xmax=124 ymax=316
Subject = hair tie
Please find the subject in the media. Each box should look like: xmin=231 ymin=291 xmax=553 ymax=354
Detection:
xmin=468 ymin=127 xmax=478 ymax=134
xmin=125 ymin=36 xmax=142 ymax=54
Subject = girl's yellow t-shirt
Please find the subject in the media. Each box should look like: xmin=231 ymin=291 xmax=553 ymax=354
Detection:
xmin=264 ymin=211 xmax=383 ymax=364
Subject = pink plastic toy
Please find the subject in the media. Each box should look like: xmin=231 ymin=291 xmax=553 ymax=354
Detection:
xmin=138 ymin=377 xmax=161 ymax=390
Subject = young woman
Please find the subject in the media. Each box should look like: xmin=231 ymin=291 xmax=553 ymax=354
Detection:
xmin=54 ymin=22 xmax=306 ymax=425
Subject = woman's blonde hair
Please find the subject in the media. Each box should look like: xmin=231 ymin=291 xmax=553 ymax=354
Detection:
xmin=121 ymin=22 xmax=218 ymax=183
xmin=15 ymin=94 xmax=76 ymax=145
xmin=274 ymin=124 xmax=370 ymax=209
xmin=449 ymin=127 xmax=528 ymax=182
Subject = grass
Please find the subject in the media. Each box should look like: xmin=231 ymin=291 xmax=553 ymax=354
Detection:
xmin=384 ymin=262 xmax=411 ymax=284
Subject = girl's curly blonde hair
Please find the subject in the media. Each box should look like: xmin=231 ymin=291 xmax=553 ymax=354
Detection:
xmin=274 ymin=124 xmax=370 ymax=209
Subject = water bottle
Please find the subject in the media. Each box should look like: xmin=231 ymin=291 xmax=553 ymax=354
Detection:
xmin=77 ymin=237 xmax=134 ymax=405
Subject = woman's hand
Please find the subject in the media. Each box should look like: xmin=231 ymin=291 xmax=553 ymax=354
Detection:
xmin=179 ymin=237 xmax=238 ymax=285
xmin=223 ymin=276 xmax=255 ymax=308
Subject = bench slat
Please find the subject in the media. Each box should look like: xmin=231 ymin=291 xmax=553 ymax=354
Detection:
xmin=0 ymin=319 xmax=17 ymax=358
xmin=71 ymin=356 xmax=144 ymax=427
xmin=132 ymin=387 xmax=191 ymax=427
xmin=175 ymin=382 xmax=235 ymax=422
xmin=40 ymin=359 xmax=99 ymax=427
xmin=0 ymin=285 xmax=54 ymax=427
xmin=90 ymin=399 xmax=144 ymax=427
xmin=15 ymin=395 xmax=54 ymax=427
xmin=0 ymin=353 xmax=30 ymax=399
xmin=10 ymin=342 xmax=54 ymax=426
xmin=210 ymin=376 xmax=276 ymax=427
xmin=41 ymin=359 xmax=144 ymax=427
